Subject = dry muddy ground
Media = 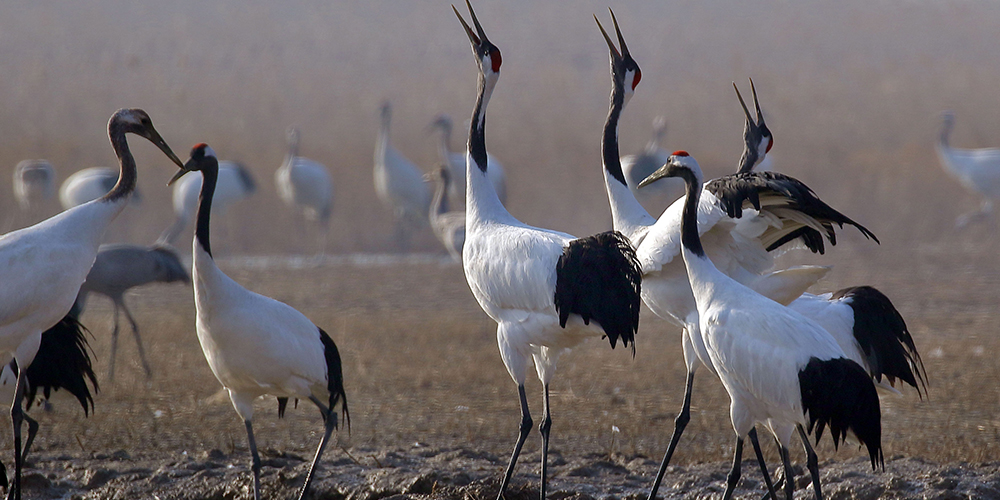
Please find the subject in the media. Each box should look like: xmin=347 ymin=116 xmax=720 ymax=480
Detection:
xmin=2 ymin=246 xmax=1000 ymax=499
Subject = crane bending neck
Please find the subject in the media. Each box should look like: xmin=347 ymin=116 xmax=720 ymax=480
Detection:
xmin=100 ymin=121 xmax=138 ymax=204
xmin=195 ymin=164 xmax=220 ymax=258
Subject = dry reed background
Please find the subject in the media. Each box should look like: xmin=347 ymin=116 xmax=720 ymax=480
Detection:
xmin=0 ymin=0 xmax=999 ymax=474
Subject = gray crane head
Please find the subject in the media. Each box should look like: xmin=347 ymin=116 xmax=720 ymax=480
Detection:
xmin=150 ymin=245 xmax=191 ymax=284
xmin=596 ymin=9 xmax=641 ymax=105
xmin=168 ymin=143 xmax=218 ymax=185
xmin=454 ymin=1 xmax=501 ymax=77
xmin=733 ymin=78 xmax=773 ymax=174
xmin=109 ymin=108 xmax=184 ymax=170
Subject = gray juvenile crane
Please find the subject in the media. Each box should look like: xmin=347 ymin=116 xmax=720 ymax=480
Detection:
xmin=428 ymin=166 xmax=466 ymax=262
xmin=77 ymin=244 xmax=189 ymax=379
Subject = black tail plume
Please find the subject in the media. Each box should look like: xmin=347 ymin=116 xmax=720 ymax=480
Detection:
xmin=554 ymin=231 xmax=642 ymax=355
xmin=833 ymin=286 xmax=927 ymax=397
xmin=799 ymin=357 xmax=883 ymax=471
xmin=318 ymin=327 xmax=350 ymax=431
xmin=24 ymin=312 xmax=99 ymax=416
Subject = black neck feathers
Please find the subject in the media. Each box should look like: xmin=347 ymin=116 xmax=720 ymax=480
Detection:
xmin=102 ymin=120 xmax=138 ymax=203
xmin=468 ymin=73 xmax=489 ymax=174
xmin=195 ymin=160 xmax=220 ymax=258
xmin=679 ymin=168 xmax=705 ymax=258
xmin=603 ymin=79 xmax=627 ymax=186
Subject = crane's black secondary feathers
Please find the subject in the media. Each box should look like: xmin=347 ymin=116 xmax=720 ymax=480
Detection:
xmin=554 ymin=231 xmax=642 ymax=354
xmin=319 ymin=327 xmax=350 ymax=431
xmin=706 ymin=171 xmax=878 ymax=254
xmin=799 ymin=357 xmax=884 ymax=471
xmin=22 ymin=312 xmax=99 ymax=416
xmin=834 ymin=286 xmax=927 ymax=397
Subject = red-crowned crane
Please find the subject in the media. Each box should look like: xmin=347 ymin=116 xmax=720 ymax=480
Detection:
xmin=159 ymin=160 xmax=256 ymax=247
xmin=375 ymin=102 xmax=432 ymax=250
xmin=649 ymin=151 xmax=883 ymax=500
xmin=0 ymin=108 xmax=182 ymax=499
xmin=170 ymin=144 xmax=348 ymax=500
xmin=454 ymin=5 xmax=641 ymax=499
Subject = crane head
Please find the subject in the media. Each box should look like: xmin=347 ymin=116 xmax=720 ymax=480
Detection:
xmin=168 ymin=143 xmax=218 ymax=186
xmin=454 ymin=1 xmax=501 ymax=76
xmin=596 ymin=9 xmax=641 ymax=103
xmin=639 ymin=151 xmax=703 ymax=188
xmin=733 ymin=78 xmax=773 ymax=173
xmin=110 ymin=108 xmax=185 ymax=170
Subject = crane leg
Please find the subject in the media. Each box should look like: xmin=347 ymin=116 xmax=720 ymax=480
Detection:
xmin=647 ymin=370 xmax=694 ymax=500
xmin=797 ymin=425 xmax=823 ymax=500
xmin=20 ymin=415 xmax=38 ymax=465
xmin=748 ymin=428 xmax=778 ymax=500
xmin=108 ymin=303 xmax=121 ymax=380
xmin=721 ymin=435 xmax=744 ymax=500
xmin=538 ymin=384 xmax=552 ymax=500
xmin=497 ymin=384 xmax=533 ymax=500
xmin=6 ymin=364 xmax=27 ymax=500
xmin=778 ymin=443 xmax=794 ymax=500
xmin=120 ymin=299 xmax=152 ymax=379
xmin=297 ymin=396 xmax=337 ymax=500
xmin=243 ymin=420 xmax=262 ymax=500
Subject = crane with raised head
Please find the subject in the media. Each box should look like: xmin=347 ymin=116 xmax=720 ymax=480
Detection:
xmin=455 ymin=5 xmax=642 ymax=499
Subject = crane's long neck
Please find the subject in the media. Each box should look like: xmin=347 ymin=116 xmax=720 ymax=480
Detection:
xmin=195 ymin=164 xmax=219 ymax=259
xmin=466 ymin=70 xmax=507 ymax=223
xmin=375 ymin=110 xmax=391 ymax=164
xmin=436 ymin=121 xmax=454 ymax=163
xmin=285 ymin=134 xmax=299 ymax=165
xmin=678 ymin=169 xmax=706 ymax=258
xmin=100 ymin=122 xmax=138 ymax=205
xmin=433 ymin=174 xmax=450 ymax=216
xmin=603 ymin=78 xmax=653 ymax=239
xmin=939 ymin=117 xmax=952 ymax=149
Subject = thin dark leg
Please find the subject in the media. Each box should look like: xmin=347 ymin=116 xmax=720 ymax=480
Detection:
xmin=20 ymin=415 xmax=38 ymax=464
xmin=7 ymin=366 xmax=27 ymax=500
xmin=298 ymin=396 xmax=337 ymax=500
xmin=539 ymin=384 xmax=552 ymax=500
xmin=120 ymin=300 xmax=152 ymax=379
xmin=647 ymin=370 xmax=695 ymax=500
xmin=108 ymin=303 xmax=121 ymax=379
xmin=497 ymin=384 xmax=533 ymax=500
xmin=797 ymin=425 xmax=823 ymax=500
xmin=244 ymin=420 xmax=262 ymax=500
xmin=748 ymin=428 xmax=778 ymax=500
xmin=721 ymin=436 xmax=744 ymax=500
xmin=779 ymin=444 xmax=794 ymax=500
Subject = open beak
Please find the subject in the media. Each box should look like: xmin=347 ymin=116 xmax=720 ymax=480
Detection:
xmin=734 ymin=81 xmax=758 ymax=131
xmin=167 ymin=156 xmax=199 ymax=186
xmin=454 ymin=0 xmax=486 ymax=46
xmin=638 ymin=162 xmax=672 ymax=189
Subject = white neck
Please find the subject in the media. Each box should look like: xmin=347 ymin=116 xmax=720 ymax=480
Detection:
xmin=466 ymin=73 xmax=513 ymax=226
xmin=604 ymin=170 xmax=655 ymax=241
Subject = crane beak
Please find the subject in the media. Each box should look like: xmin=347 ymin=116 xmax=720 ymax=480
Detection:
xmin=454 ymin=1 xmax=484 ymax=46
xmin=145 ymin=127 xmax=185 ymax=170
xmin=166 ymin=167 xmax=189 ymax=186
xmin=638 ymin=163 xmax=671 ymax=189
xmin=595 ymin=14 xmax=621 ymax=60
xmin=733 ymin=81 xmax=757 ymax=130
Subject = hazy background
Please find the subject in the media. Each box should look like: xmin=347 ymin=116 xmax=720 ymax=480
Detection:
xmin=2 ymin=0 xmax=999 ymax=255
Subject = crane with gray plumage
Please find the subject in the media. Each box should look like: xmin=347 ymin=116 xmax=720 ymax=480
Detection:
xmin=76 ymin=243 xmax=189 ymax=380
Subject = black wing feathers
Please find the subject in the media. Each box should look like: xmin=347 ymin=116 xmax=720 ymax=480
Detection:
xmin=554 ymin=231 xmax=642 ymax=355
xmin=319 ymin=327 xmax=350 ymax=431
xmin=706 ymin=171 xmax=878 ymax=253
xmin=24 ymin=312 xmax=99 ymax=416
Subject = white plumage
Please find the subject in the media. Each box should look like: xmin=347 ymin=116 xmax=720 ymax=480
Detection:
xmin=456 ymin=7 xmax=642 ymax=500
xmin=428 ymin=166 xmax=465 ymax=262
xmin=159 ymin=160 xmax=256 ymax=246
xmin=13 ymin=160 xmax=56 ymax=211
xmin=276 ymin=128 xmax=334 ymax=254
xmin=175 ymin=143 xmax=348 ymax=500
xmin=935 ymin=111 xmax=1000 ymax=227
xmin=430 ymin=114 xmax=507 ymax=204
xmin=663 ymin=152 xmax=883 ymax=499
xmin=0 ymin=108 xmax=182 ymax=499
xmin=375 ymin=102 xmax=432 ymax=247
xmin=59 ymin=166 xmax=142 ymax=210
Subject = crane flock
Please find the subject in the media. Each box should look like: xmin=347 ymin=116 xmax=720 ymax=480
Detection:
xmin=2 ymin=2 xmax=969 ymax=500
